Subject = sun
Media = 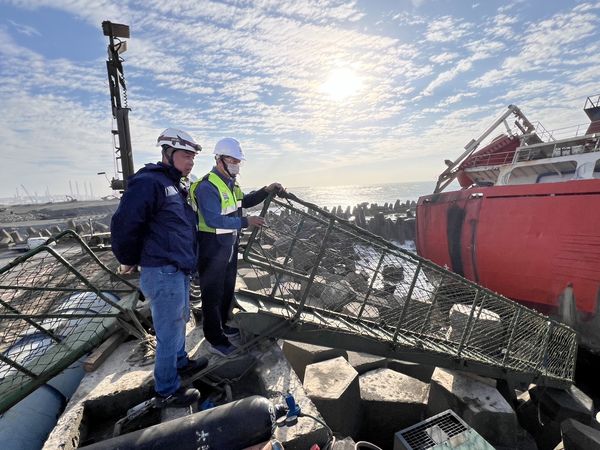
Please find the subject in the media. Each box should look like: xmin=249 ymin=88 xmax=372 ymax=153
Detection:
xmin=320 ymin=68 xmax=363 ymax=101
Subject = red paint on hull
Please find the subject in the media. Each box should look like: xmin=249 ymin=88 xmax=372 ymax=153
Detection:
xmin=416 ymin=179 xmax=600 ymax=314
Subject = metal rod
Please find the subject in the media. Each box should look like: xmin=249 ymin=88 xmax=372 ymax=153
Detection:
xmin=0 ymin=285 xmax=133 ymax=294
xmin=0 ymin=297 xmax=62 ymax=343
xmin=392 ymin=261 xmax=422 ymax=343
xmin=457 ymin=290 xmax=481 ymax=357
xmin=418 ymin=275 xmax=445 ymax=335
xmin=294 ymin=218 xmax=335 ymax=322
xmin=357 ymin=251 xmax=386 ymax=320
xmin=0 ymin=353 xmax=37 ymax=379
xmin=270 ymin=216 xmax=306 ymax=298
xmin=502 ymin=308 xmax=521 ymax=367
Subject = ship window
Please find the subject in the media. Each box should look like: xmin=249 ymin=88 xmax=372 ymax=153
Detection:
xmin=594 ymin=160 xmax=600 ymax=178
xmin=506 ymin=160 xmax=577 ymax=185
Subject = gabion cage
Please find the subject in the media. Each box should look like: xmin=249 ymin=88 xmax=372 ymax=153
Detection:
xmin=241 ymin=194 xmax=577 ymax=387
xmin=0 ymin=230 xmax=140 ymax=413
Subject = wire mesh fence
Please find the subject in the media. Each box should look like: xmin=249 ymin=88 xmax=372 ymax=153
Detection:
xmin=241 ymin=194 xmax=577 ymax=387
xmin=0 ymin=230 xmax=140 ymax=413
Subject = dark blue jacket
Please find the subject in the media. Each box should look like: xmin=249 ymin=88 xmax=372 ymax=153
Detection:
xmin=111 ymin=162 xmax=198 ymax=273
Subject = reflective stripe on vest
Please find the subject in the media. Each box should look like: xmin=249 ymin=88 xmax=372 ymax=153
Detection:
xmin=190 ymin=172 xmax=244 ymax=234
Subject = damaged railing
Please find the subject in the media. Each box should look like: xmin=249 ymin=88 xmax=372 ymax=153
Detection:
xmin=0 ymin=230 xmax=141 ymax=413
xmin=241 ymin=193 xmax=577 ymax=388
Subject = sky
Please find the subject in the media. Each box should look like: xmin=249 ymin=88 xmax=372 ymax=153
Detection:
xmin=0 ymin=0 xmax=599 ymax=200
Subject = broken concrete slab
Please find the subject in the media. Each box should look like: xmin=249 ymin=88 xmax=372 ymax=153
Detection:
xmin=359 ymin=368 xmax=429 ymax=449
xmin=282 ymin=341 xmax=348 ymax=382
xmin=347 ymin=351 xmax=386 ymax=375
xmin=427 ymin=367 xmax=519 ymax=449
xmin=303 ymin=356 xmax=361 ymax=438
xmin=238 ymin=268 xmax=272 ymax=291
xmin=561 ymin=418 xmax=600 ymax=450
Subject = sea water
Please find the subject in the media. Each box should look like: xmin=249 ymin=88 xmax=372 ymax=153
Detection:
xmin=284 ymin=181 xmax=434 ymax=210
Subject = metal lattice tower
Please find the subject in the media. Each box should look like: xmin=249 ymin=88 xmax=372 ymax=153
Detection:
xmin=235 ymin=193 xmax=577 ymax=388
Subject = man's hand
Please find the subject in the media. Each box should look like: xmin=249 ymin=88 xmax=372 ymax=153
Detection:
xmin=265 ymin=182 xmax=284 ymax=194
xmin=247 ymin=216 xmax=266 ymax=228
xmin=119 ymin=264 xmax=137 ymax=274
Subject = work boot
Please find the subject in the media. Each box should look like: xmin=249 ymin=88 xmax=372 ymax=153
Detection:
xmin=207 ymin=342 xmax=237 ymax=357
xmin=158 ymin=386 xmax=201 ymax=407
xmin=177 ymin=357 xmax=209 ymax=377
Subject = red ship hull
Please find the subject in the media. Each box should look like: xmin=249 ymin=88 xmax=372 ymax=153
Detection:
xmin=416 ymin=179 xmax=600 ymax=315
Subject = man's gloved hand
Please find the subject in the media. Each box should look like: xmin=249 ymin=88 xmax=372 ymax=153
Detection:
xmin=247 ymin=216 xmax=266 ymax=228
xmin=265 ymin=182 xmax=286 ymax=197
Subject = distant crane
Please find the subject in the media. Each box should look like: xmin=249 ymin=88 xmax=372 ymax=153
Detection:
xmin=20 ymin=184 xmax=36 ymax=204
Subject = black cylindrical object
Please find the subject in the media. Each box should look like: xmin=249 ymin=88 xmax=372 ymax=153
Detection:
xmin=80 ymin=395 xmax=280 ymax=450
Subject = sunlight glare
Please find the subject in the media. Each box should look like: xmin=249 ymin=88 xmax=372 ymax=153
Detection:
xmin=320 ymin=68 xmax=363 ymax=101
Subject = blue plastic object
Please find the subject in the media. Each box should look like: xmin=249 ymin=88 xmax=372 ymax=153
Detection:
xmin=284 ymin=392 xmax=301 ymax=417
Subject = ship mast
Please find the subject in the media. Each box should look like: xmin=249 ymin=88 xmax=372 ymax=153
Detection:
xmin=102 ymin=21 xmax=134 ymax=192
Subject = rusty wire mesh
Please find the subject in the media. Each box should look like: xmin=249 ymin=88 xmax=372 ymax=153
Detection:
xmin=0 ymin=230 xmax=139 ymax=413
xmin=241 ymin=194 xmax=577 ymax=386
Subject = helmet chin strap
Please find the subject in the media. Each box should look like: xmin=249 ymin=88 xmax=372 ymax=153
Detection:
xmin=162 ymin=146 xmax=177 ymax=167
xmin=219 ymin=156 xmax=235 ymax=178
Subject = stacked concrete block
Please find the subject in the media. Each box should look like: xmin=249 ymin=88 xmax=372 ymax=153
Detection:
xmin=387 ymin=359 xmax=434 ymax=383
xmin=282 ymin=341 xmax=348 ymax=382
xmin=359 ymin=368 xmax=430 ymax=449
xmin=561 ymin=418 xmax=600 ymax=449
xmin=427 ymin=368 xmax=519 ymax=448
xmin=10 ymin=231 xmax=25 ymax=244
xmin=304 ymin=357 xmax=361 ymax=438
xmin=518 ymin=384 xmax=594 ymax=449
xmin=346 ymin=352 xmax=386 ymax=375
xmin=447 ymin=303 xmax=503 ymax=354
xmin=238 ymin=268 xmax=272 ymax=291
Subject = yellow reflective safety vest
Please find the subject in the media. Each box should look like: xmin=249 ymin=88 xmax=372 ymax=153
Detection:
xmin=190 ymin=172 xmax=244 ymax=234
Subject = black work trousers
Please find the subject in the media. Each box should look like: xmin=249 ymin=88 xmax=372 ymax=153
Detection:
xmin=197 ymin=233 xmax=238 ymax=346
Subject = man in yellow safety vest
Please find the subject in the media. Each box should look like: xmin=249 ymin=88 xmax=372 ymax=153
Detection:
xmin=190 ymin=137 xmax=283 ymax=356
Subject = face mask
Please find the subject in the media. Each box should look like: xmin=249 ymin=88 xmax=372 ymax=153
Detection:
xmin=226 ymin=162 xmax=240 ymax=176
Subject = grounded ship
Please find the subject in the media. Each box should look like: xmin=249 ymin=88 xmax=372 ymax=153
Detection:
xmin=416 ymin=96 xmax=600 ymax=350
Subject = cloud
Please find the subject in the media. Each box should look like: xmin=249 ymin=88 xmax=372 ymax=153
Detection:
xmin=429 ymin=52 xmax=458 ymax=64
xmin=8 ymin=19 xmax=41 ymax=36
xmin=425 ymin=16 xmax=471 ymax=42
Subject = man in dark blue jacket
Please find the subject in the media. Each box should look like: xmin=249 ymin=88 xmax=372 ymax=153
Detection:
xmin=111 ymin=128 xmax=207 ymax=406
xmin=190 ymin=137 xmax=283 ymax=356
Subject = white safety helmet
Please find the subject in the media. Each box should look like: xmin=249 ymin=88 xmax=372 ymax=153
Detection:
xmin=157 ymin=128 xmax=202 ymax=154
xmin=213 ymin=137 xmax=246 ymax=161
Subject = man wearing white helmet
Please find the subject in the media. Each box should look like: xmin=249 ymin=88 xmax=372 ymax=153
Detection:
xmin=190 ymin=137 xmax=284 ymax=356
xmin=111 ymin=128 xmax=207 ymax=406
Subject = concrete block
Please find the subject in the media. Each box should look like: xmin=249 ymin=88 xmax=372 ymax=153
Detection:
xmin=332 ymin=437 xmax=356 ymax=449
xmin=343 ymin=271 xmax=369 ymax=294
xmin=319 ymin=280 xmax=357 ymax=310
xmin=342 ymin=302 xmax=379 ymax=320
xmin=427 ymin=368 xmax=519 ymax=448
xmin=359 ymin=368 xmax=429 ymax=449
xmin=447 ymin=304 xmax=503 ymax=353
xmin=282 ymin=341 xmax=348 ymax=382
xmin=9 ymin=231 xmax=25 ymax=244
xmin=304 ymin=357 xmax=361 ymax=438
xmin=347 ymin=352 xmax=387 ymax=375
xmin=387 ymin=359 xmax=434 ymax=383
xmin=238 ymin=268 xmax=272 ymax=291
xmin=51 ymin=225 xmax=62 ymax=234
xmin=561 ymin=418 xmax=600 ymax=450
xmin=518 ymin=384 xmax=594 ymax=449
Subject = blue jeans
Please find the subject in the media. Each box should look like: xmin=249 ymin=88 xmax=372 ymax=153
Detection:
xmin=140 ymin=265 xmax=190 ymax=396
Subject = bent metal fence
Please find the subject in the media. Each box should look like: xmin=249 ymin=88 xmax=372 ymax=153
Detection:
xmin=240 ymin=193 xmax=577 ymax=388
xmin=0 ymin=230 xmax=141 ymax=413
